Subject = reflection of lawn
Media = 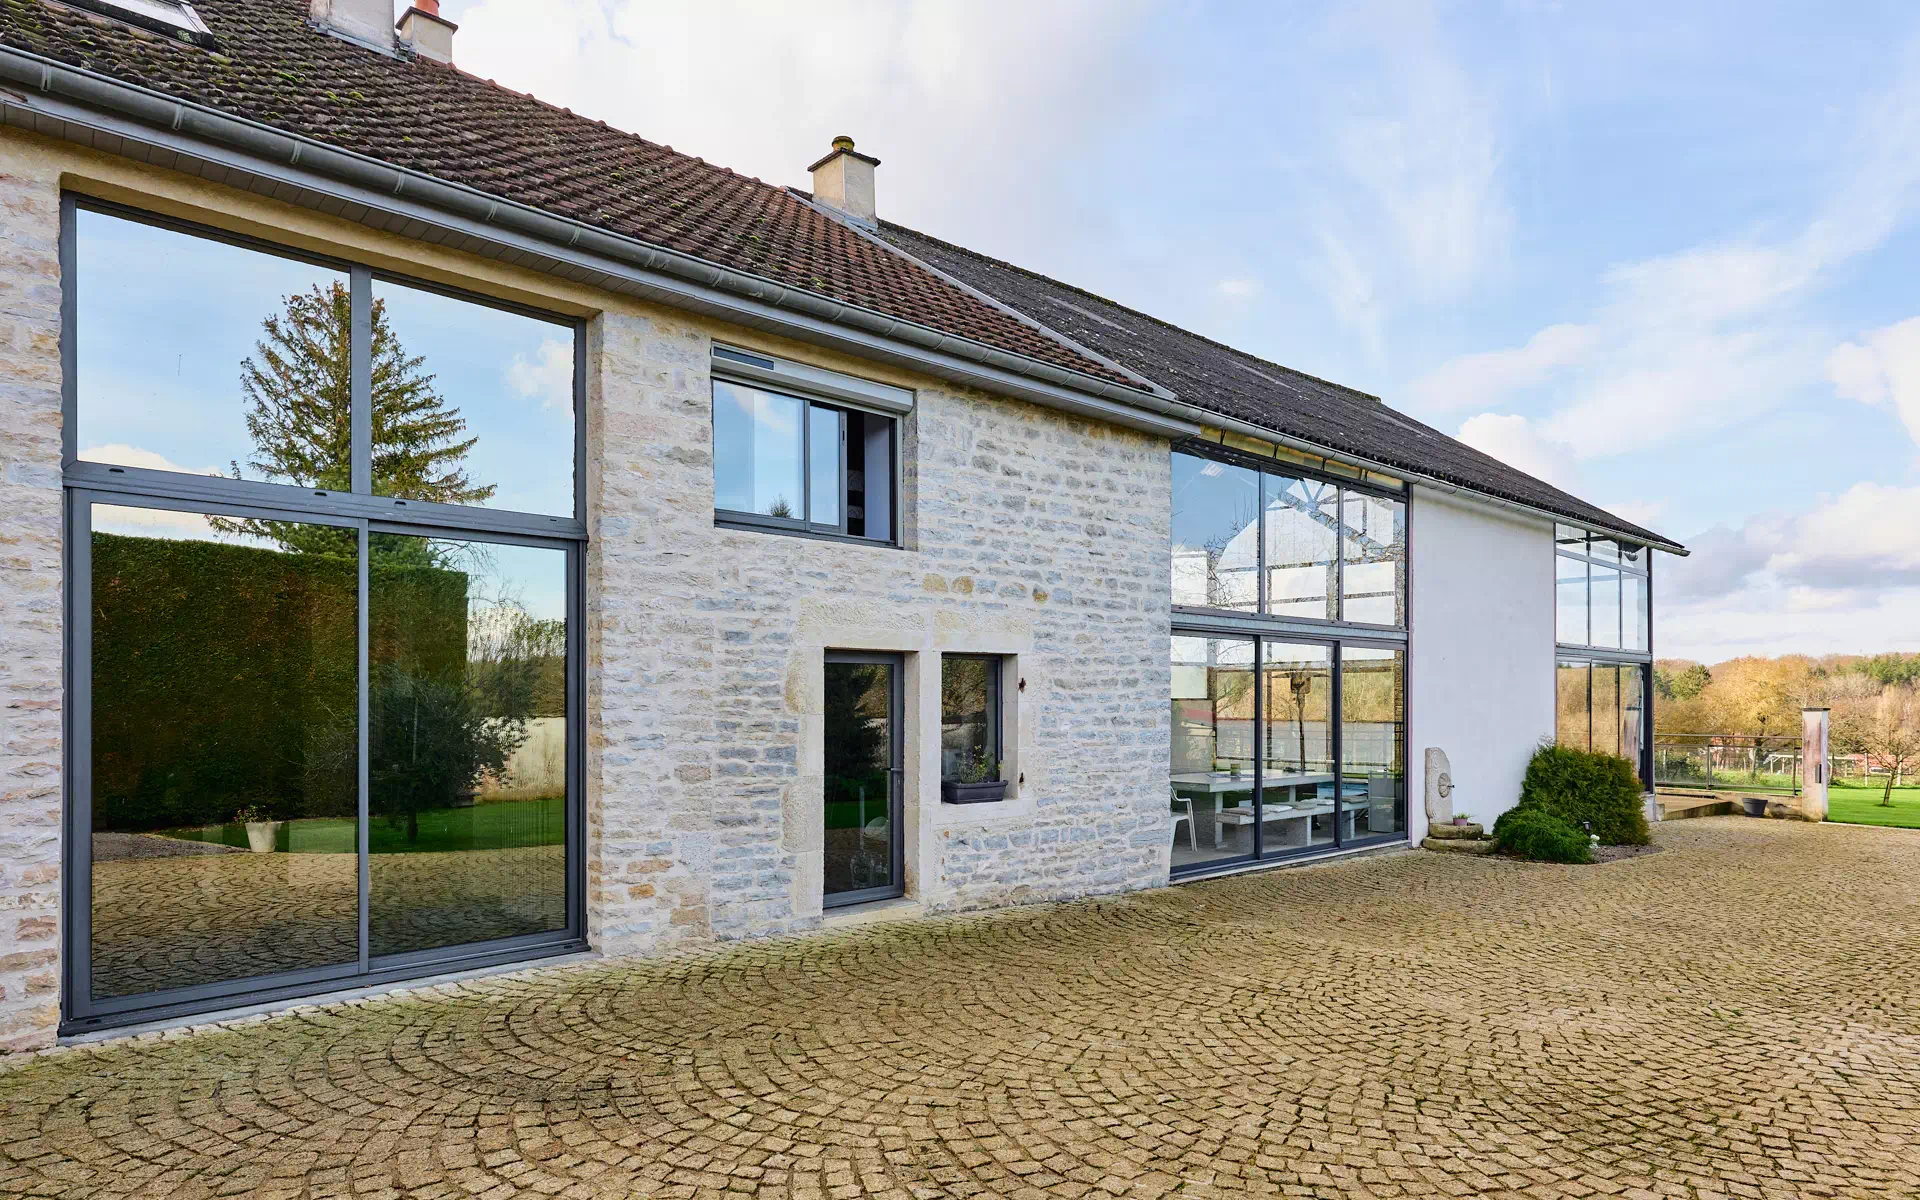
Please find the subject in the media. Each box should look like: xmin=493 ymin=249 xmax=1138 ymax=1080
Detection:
xmin=163 ymin=796 xmax=567 ymax=853
xmin=1828 ymin=782 xmax=1920 ymax=830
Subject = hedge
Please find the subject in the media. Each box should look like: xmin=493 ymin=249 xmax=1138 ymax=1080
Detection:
xmin=1492 ymin=808 xmax=1593 ymax=863
xmin=1514 ymin=741 xmax=1651 ymax=846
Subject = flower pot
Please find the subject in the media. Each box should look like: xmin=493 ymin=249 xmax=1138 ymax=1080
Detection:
xmin=1740 ymin=796 xmax=1769 ymax=818
xmin=244 ymin=820 xmax=283 ymax=854
xmin=942 ymin=779 xmax=1009 ymax=805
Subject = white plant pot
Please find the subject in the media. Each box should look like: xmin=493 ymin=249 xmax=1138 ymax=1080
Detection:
xmin=245 ymin=820 xmax=282 ymax=854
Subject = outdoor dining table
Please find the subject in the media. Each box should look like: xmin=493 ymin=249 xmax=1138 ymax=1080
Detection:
xmin=1169 ymin=770 xmax=1366 ymax=849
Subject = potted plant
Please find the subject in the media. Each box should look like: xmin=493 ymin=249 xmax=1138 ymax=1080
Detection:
xmin=235 ymin=803 xmax=282 ymax=854
xmin=942 ymin=750 xmax=1008 ymax=804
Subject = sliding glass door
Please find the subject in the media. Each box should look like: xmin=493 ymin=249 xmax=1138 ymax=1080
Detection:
xmin=1169 ymin=631 xmax=1406 ymax=875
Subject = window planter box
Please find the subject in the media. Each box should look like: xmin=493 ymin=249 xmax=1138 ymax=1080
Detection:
xmin=942 ymin=780 xmax=1009 ymax=805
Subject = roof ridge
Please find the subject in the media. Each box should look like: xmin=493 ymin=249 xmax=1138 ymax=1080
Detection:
xmin=878 ymin=218 xmax=1386 ymax=407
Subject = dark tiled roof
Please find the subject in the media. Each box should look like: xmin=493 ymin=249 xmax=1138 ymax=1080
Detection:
xmin=878 ymin=222 xmax=1675 ymax=547
xmin=0 ymin=0 xmax=1676 ymax=548
xmin=0 ymin=0 xmax=1137 ymax=387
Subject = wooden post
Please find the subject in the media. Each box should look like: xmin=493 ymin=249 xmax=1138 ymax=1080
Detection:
xmin=1801 ymin=708 xmax=1830 ymax=822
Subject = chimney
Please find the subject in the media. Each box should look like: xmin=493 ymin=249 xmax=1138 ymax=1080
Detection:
xmin=809 ymin=136 xmax=880 ymax=224
xmin=308 ymin=0 xmax=394 ymax=52
xmin=397 ymin=0 xmax=458 ymax=64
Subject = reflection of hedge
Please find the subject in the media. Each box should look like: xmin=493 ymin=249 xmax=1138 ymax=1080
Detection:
xmin=91 ymin=533 xmax=466 ymax=832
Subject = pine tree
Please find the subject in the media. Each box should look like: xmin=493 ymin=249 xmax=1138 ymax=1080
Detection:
xmin=213 ymin=281 xmax=493 ymax=556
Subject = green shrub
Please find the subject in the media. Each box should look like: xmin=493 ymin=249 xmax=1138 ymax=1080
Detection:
xmin=1492 ymin=808 xmax=1593 ymax=863
xmin=1515 ymin=742 xmax=1651 ymax=845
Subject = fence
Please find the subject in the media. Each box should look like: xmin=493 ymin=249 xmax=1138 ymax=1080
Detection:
xmin=1653 ymin=733 xmax=1802 ymax=795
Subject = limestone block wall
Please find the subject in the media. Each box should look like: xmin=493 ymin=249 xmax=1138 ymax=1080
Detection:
xmin=586 ymin=312 xmax=1174 ymax=953
xmin=0 ymin=155 xmax=65 ymax=1052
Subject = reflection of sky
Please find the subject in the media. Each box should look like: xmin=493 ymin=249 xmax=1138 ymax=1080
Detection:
xmin=75 ymin=209 xmax=576 ymax=518
xmin=713 ymin=381 xmax=803 ymax=515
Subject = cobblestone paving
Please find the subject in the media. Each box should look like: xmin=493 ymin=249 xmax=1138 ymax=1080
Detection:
xmin=3 ymin=817 xmax=1918 ymax=1199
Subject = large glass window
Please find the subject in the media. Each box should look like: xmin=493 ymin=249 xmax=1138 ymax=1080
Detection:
xmin=67 ymin=202 xmax=583 ymax=1029
xmin=1172 ymin=448 xmax=1406 ymax=627
xmin=1172 ymin=454 xmax=1260 ymax=612
xmin=1170 ymin=636 xmax=1256 ymax=870
xmin=1556 ymin=525 xmax=1649 ymax=653
xmin=1341 ymin=646 xmax=1407 ymax=839
xmin=712 ymin=379 xmax=894 ymax=542
xmin=1259 ymin=641 xmax=1334 ymax=854
xmin=940 ymin=655 xmax=1002 ymax=782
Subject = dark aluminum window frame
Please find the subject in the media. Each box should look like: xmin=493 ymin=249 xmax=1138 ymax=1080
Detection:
xmin=940 ymin=653 xmax=1004 ymax=784
xmin=822 ymin=649 xmax=907 ymax=909
xmin=59 ymin=195 xmax=589 ymax=1033
xmin=1554 ymin=525 xmax=1655 ymax=787
xmin=1172 ymin=442 xmax=1409 ymax=634
xmin=711 ymin=374 xmax=902 ymax=548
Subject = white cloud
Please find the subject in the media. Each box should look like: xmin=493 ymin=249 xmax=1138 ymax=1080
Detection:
xmin=507 ymin=337 xmax=574 ymax=411
xmin=1410 ymin=323 xmax=1596 ymax=412
xmin=1216 ymin=277 xmax=1261 ymax=299
xmin=81 ymin=444 xmax=221 ymax=476
xmin=1827 ymin=316 xmax=1920 ymax=447
xmin=1454 ymin=412 xmax=1581 ymax=490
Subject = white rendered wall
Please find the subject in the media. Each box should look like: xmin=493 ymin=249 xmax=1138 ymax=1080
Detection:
xmin=1407 ymin=486 xmax=1556 ymax=840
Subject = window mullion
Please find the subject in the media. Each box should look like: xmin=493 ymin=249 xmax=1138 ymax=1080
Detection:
xmin=350 ymin=265 xmax=372 ymax=495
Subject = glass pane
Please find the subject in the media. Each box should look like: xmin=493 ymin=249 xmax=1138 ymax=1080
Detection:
xmin=1625 ymin=573 xmax=1650 ymax=653
xmin=941 ymin=656 xmax=999 ymax=781
xmin=89 ymin=503 xmax=358 ymax=999
xmin=1170 ymin=636 xmax=1255 ymax=870
xmin=76 ymin=209 xmax=348 ymax=488
xmin=1339 ymin=490 xmax=1406 ymax=626
xmin=1554 ymin=523 xmax=1586 ymax=550
xmin=825 ymin=660 xmax=898 ymax=900
xmin=1260 ymin=641 xmax=1335 ymax=855
xmin=808 ymin=405 xmax=842 ymax=527
xmin=1341 ymin=646 xmax=1406 ymax=840
xmin=1556 ymin=659 xmax=1591 ymax=751
xmin=1263 ymin=474 xmax=1339 ymax=621
xmin=1171 ymin=452 xmax=1259 ymax=611
xmin=1619 ymin=542 xmax=1646 ymax=569
xmin=369 ymin=535 xmax=569 ymax=957
xmin=1590 ymin=566 xmax=1622 ymax=650
xmin=714 ymin=381 xmax=804 ymax=520
xmin=1556 ymin=556 xmax=1588 ymax=646
xmin=1588 ymin=537 xmax=1620 ymax=563
xmin=1621 ymin=666 xmax=1646 ymax=770
xmin=1592 ymin=663 xmax=1621 ymax=757
xmin=849 ymin=410 xmax=893 ymax=542
xmin=371 ymin=280 xmax=576 ymax=517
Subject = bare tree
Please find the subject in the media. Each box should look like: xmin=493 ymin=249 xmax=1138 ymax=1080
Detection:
xmin=1862 ymin=687 xmax=1920 ymax=806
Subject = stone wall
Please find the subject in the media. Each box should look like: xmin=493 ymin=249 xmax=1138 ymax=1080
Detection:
xmin=586 ymin=309 xmax=1175 ymax=953
xmin=0 ymin=155 xmax=65 ymax=1052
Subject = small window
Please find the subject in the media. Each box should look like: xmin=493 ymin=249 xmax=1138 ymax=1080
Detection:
xmin=713 ymin=379 xmax=895 ymax=542
xmin=66 ymin=0 xmax=216 ymax=47
xmin=941 ymin=655 xmax=1003 ymax=782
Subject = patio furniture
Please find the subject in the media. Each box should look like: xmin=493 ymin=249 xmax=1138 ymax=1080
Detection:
xmin=1169 ymin=786 xmax=1195 ymax=852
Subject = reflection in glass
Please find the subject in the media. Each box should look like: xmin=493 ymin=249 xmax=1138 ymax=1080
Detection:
xmin=1171 ymin=452 xmax=1258 ymax=611
xmin=1557 ymin=659 xmax=1590 ymax=751
xmin=808 ymin=405 xmax=843 ymax=528
xmin=1339 ymin=492 xmax=1407 ymax=626
xmin=1625 ymin=573 xmax=1650 ymax=653
xmin=824 ymin=660 xmax=899 ymax=902
xmin=76 ymin=208 xmax=347 ymax=487
xmin=1263 ymin=474 xmax=1338 ymax=621
xmin=1170 ymin=636 xmax=1256 ymax=869
xmin=941 ymin=656 xmax=1000 ymax=781
xmin=372 ymin=280 xmax=576 ymax=517
xmin=1556 ymin=557 xmax=1588 ymax=645
xmin=1260 ymin=641 xmax=1334 ymax=855
xmin=1621 ymin=666 xmax=1647 ymax=768
xmin=1341 ymin=646 xmax=1406 ymax=839
xmin=714 ymin=381 xmax=805 ymax=519
xmin=88 ymin=503 xmax=358 ymax=999
xmin=369 ymin=535 xmax=568 ymax=957
xmin=1592 ymin=663 xmax=1622 ymax=757
xmin=1590 ymin=566 xmax=1622 ymax=650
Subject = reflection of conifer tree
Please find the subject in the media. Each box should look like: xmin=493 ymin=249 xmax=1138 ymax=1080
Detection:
xmin=211 ymin=281 xmax=493 ymax=558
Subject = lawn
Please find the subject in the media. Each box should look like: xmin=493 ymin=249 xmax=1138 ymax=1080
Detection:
xmin=1827 ymin=781 xmax=1920 ymax=829
xmin=160 ymin=796 xmax=567 ymax=854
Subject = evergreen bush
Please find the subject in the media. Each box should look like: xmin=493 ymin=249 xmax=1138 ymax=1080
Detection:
xmin=1515 ymin=741 xmax=1651 ymax=845
xmin=1492 ymin=808 xmax=1593 ymax=863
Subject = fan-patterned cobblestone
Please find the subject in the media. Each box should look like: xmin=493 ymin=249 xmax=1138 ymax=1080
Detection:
xmin=2 ymin=816 xmax=1917 ymax=1198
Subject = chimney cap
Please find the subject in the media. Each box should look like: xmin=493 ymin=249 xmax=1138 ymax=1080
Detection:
xmin=808 ymin=136 xmax=880 ymax=173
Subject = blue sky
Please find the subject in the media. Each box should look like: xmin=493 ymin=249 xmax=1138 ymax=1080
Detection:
xmin=434 ymin=0 xmax=1920 ymax=663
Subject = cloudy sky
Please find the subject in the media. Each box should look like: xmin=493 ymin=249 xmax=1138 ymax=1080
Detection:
xmin=431 ymin=0 xmax=1920 ymax=664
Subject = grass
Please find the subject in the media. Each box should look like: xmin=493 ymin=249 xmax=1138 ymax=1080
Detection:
xmin=1827 ymin=781 xmax=1920 ymax=830
xmin=160 ymin=796 xmax=567 ymax=854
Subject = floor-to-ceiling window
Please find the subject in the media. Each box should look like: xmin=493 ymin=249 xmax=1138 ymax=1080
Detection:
xmin=1554 ymin=525 xmax=1654 ymax=785
xmin=1168 ymin=442 xmax=1409 ymax=875
xmin=64 ymin=200 xmax=585 ymax=1030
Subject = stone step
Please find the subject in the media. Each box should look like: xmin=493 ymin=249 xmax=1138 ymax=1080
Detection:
xmin=1422 ymin=836 xmax=1497 ymax=856
xmin=1425 ymin=822 xmax=1485 ymax=840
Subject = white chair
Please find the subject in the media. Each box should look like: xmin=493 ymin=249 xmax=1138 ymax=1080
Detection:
xmin=1169 ymin=785 xmax=1196 ymax=852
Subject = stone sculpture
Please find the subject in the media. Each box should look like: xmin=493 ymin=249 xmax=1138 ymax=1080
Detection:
xmin=1424 ymin=747 xmax=1454 ymax=825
